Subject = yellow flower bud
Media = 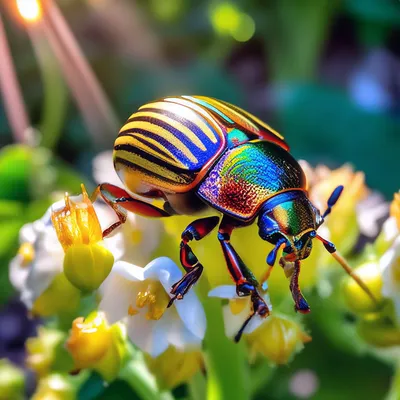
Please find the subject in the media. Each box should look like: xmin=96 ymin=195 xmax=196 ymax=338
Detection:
xmin=52 ymin=185 xmax=114 ymax=292
xmin=308 ymin=164 xmax=368 ymax=253
xmin=63 ymin=243 xmax=114 ymax=292
xmin=66 ymin=312 xmax=126 ymax=382
xmin=390 ymin=192 xmax=400 ymax=231
xmin=31 ymin=273 xmax=81 ymax=317
xmin=31 ymin=374 xmax=75 ymax=400
xmin=145 ymin=346 xmax=203 ymax=390
xmin=26 ymin=327 xmax=73 ymax=378
xmin=341 ymin=262 xmax=383 ymax=315
xmin=0 ymin=359 xmax=24 ymax=400
xmin=247 ymin=315 xmax=311 ymax=364
xmin=357 ymin=317 xmax=400 ymax=347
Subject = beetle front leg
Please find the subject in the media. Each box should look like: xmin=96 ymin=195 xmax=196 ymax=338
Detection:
xmin=280 ymin=259 xmax=310 ymax=313
xmin=92 ymin=183 xmax=171 ymax=237
xmin=168 ymin=216 xmax=220 ymax=307
xmin=218 ymin=218 xmax=270 ymax=341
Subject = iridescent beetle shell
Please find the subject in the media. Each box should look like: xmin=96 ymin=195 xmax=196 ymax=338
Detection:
xmin=113 ymin=95 xmax=304 ymax=219
xmin=99 ymin=95 xmax=371 ymax=342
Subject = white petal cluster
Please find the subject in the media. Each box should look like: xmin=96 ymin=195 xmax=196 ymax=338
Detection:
xmin=100 ymin=257 xmax=207 ymax=357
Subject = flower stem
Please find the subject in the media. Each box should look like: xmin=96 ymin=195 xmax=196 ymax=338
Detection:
xmin=30 ymin=29 xmax=68 ymax=150
xmin=120 ymin=353 xmax=172 ymax=400
xmin=203 ymin=296 xmax=250 ymax=400
xmin=386 ymin=361 xmax=400 ymax=400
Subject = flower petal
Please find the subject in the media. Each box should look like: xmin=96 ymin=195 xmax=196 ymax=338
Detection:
xmin=143 ymin=257 xmax=182 ymax=287
xmin=99 ymin=272 xmax=138 ymax=324
xmin=9 ymin=255 xmax=29 ymax=292
xmin=112 ymin=261 xmax=145 ymax=282
xmin=127 ymin=314 xmax=169 ymax=358
xmin=174 ymin=291 xmax=207 ymax=340
xmin=208 ymin=285 xmax=237 ymax=299
xmin=93 ymin=151 xmax=121 ymax=186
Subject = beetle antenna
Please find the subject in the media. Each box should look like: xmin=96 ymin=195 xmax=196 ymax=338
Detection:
xmin=322 ymin=185 xmax=344 ymax=219
xmin=316 ymin=234 xmax=380 ymax=306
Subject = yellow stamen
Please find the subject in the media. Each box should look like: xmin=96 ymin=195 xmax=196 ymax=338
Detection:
xmin=128 ymin=305 xmax=139 ymax=316
xmin=135 ymin=280 xmax=170 ymax=320
xmin=51 ymin=184 xmax=103 ymax=251
xmin=229 ymin=298 xmax=249 ymax=315
xmin=18 ymin=242 xmax=35 ymax=266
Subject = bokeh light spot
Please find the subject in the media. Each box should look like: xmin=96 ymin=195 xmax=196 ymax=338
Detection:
xmin=210 ymin=3 xmax=241 ymax=36
xmin=232 ymin=14 xmax=255 ymax=42
xmin=16 ymin=0 xmax=42 ymax=22
xmin=289 ymin=369 xmax=319 ymax=398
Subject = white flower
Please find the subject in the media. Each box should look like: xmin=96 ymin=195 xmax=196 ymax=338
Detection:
xmin=208 ymin=285 xmax=272 ymax=338
xmin=380 ymin=236 xmax=400 ymax=320
xmin=93 ymin=151 xmax=164 ymax=265
xmin=92 ymin=150 xmax=121 ymax=187
xmin=111 ymin=214 xmax=163 ymax=266
xmin=99 ymin=257 xmax=206 ymax=357
xmin=9 ymin=197 xmax=124 ymax=309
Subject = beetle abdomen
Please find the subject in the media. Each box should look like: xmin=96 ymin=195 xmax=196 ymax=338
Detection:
xmin=114 ymin=97 xmax=226 ymax=194
xmin=198 ymin=141 xmax=307 ymax=221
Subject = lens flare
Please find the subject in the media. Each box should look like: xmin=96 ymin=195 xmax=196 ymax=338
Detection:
xmin=16 ymin=0 xmax=42 ymax=22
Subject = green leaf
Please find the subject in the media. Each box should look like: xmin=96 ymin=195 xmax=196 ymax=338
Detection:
xmin=0 ymin=145 xmax=33 ymax=202
xmin=0 ymin=201 xmax=24 ymax=220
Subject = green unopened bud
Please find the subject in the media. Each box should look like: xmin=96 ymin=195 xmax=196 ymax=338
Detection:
xmin=357 ymin=318 xmax=400 ymax=347
xmin=341 ymin=262 xmax=383 ymax=315
xmin=0 ymin=359 xmax=24 ymax=400
xmin=32 ymin=374 xmax=75 ymax=400
xmin=52 ymin=185 xmax=114 ymax=293
xmin=247 ymin=315 xmax=311 ymax=364
xmin=66 ymin=312 xmax=126 ymax=382
xmin=26 ymin=327 xmax=74 ymax=378
xmin=63 ymin=243 xmax=114 ymax=292
xmin=32 ymin=273 xmax=81 ymax=317
xmin=145 ymin=346 xmax=203 ymax=390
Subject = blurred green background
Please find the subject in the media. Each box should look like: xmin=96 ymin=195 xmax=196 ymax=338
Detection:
xmin=1 ymin=0 xmax=400 ymax=399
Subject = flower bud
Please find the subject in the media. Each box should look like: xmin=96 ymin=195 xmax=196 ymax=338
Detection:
xmin=357 ymin=318 xmax=400 ymax=347
xmin=144 ymin=346 xmax=203 ymax=390
xmin=247 ymin=315 xmax=311 ymax=364
xmin=31 ymin=273 xmax=81 ymax=317
xmin=66 ymin=312 xmax=126 ymax=382
xmin=341 ymin=262 xmax=383 ymax=315
xmin=63 ymin=243 xmax=114 ymax=292
xmin=26 ymin=327 xmax=73 ymax=378
xmin=52 ymin=185 xmax=114 ymax=292
xmin=31 ymin=374 xmax=75 ymax=400
xmin=0 ymin=359 xmax=24 ymax=400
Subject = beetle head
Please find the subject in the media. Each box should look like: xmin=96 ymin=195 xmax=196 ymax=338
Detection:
xmin=257 ymin=191 xmax=321 ymax=265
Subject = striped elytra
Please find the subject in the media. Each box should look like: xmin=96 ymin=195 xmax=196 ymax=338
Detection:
xmin=113 ymin=96 xmax=289 ymax=200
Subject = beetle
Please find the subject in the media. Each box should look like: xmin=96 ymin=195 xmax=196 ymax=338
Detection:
xmin=93 ymin=95 xmax=378 ymax=341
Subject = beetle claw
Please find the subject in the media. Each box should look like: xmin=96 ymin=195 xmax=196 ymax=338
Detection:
xmin=169 ymin=264 xmax=203 ymax=306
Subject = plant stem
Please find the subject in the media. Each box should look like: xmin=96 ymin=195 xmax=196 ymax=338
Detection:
xmin=27 ymin=27 xmax=68 ymax=150
xmin=203 ymin=296 xmax=250 ymax=400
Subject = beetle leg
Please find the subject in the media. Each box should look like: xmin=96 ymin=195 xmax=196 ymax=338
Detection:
xmin=168 ymin=216 xmax=220 ymax=307
xmin=218 ymin=217 xmax=270 ymax=341
xmin=280 ymin=259 xmax=310 ymax=313
xmin=217 ymin=218 xmax=258 ymax=294
xmin=92 ymin=183 xmax=171 ymax=238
